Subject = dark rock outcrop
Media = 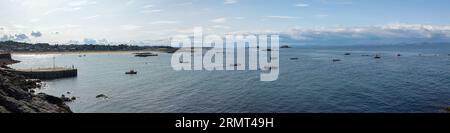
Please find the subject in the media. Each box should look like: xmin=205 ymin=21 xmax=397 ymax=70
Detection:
xmin=0 ymin=69 xmax=72 ymax=113
xmin=96 ymin=94 xmax=109 ymax=99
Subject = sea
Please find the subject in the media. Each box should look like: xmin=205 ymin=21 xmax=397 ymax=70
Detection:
xmin=10 ymin=44 xmax=450 ymax=113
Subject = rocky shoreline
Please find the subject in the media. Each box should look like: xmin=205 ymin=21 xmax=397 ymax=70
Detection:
xmin=0 ymin=69 xmax=72 ymax=113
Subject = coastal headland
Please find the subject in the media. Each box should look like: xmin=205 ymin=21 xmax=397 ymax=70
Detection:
xmin=0 ymin=41 xmax=179 ymax=54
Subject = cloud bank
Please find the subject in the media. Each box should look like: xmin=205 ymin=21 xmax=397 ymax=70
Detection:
xmin=278 ymin=23 xmax=450 ymax=45
xmin=0 ymin=34 xmax=30 ymax=42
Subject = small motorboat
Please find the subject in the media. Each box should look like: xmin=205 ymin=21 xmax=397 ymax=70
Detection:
xmin=125 ymin=70 xmax=138 ymax=75
xmin=262 ymin=49 xmax=272 ymax=51
xmin=230 ymin=63 xmax=241 ymax=67
xmin=332 ymin=59 xmax=341 ymax=62
xmin=290 ymin=57 xmax=299 ymax=60
xmin=374 ymin=55 xmax=381 ymax=59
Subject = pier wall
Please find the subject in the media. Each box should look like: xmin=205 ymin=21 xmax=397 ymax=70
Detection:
xmin=10 ymin=69 xmax=78 ymax=80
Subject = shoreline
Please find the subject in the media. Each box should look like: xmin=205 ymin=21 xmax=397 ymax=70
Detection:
xmin=11 ymin=50 xmax=158 ymax=55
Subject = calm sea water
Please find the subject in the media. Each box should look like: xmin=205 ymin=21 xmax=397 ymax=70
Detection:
xmin=10 ymin=44 xmax=450 ymax=113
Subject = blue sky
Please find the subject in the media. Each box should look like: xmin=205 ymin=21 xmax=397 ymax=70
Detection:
xmin=1 ymin=0 xmax=450 ymax=45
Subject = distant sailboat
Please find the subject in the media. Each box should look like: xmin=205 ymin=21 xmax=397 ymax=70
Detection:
xmin=125 ymin=70 xmax=137 ymax=75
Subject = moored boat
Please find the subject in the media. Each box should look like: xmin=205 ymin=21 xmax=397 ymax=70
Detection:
xmin=125 ymin=70 xmax=137 ymax=75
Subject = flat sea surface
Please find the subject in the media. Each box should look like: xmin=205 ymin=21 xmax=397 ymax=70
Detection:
xmin=11 ymin=44 xmax=450 ymax=113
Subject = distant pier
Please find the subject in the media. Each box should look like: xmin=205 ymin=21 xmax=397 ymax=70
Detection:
xmin=7 ymin=67 xmax=78 ymax=80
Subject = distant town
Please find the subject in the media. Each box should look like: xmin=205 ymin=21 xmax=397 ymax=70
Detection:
xmin=0 ymin=41 xmax=178 ymax=53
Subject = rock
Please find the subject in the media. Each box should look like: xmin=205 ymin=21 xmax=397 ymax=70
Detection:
xmin=96 ymin=94 xmax=109 ymax=99
xmin=0 ymin=70 xmax=72 ymax=113
xmin=332 ymin=59 xmax=341 ymax=62
xmin=290 ymin=57 xmax=299 ymax=60
xmin=66 ymin=92 xmax=71 ymax=94
xmin=344 ymin=53 xmax=351 ymax=55
xmin=61 ymin=97 xmax=72 ymax=102
xmin=60 ymin=94 xmax=76 ymax=102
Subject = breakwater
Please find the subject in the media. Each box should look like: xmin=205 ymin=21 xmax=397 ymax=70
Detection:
xmin=7 ymin=68 xmax=78 ymax=80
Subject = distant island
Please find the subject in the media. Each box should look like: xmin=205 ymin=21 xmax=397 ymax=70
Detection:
xmin=0 ymin=41 xmax=179 ymax=53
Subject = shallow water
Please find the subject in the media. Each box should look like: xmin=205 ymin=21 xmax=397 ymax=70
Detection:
xmin=11 ymin=44 xmax=450 ymax=113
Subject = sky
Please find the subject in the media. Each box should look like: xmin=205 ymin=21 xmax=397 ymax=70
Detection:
xmin=1 ymin=0 xmax=450 ymax=45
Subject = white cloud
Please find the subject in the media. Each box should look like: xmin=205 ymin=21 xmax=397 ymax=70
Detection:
xmin=126 ymin=0 xmax=136 ymax=6
xmin=211 ymin=17 xmax=228 ymax=23
xmin=140 ymin=9 xmax=162 ymax=14
xmin=97 ymin=38 xmax=109 ymax=44
xmin=68 ymin=0 xmax=97 ymax=7
xmin=44 ymin=7 xmax=82 ymax=15
xmin=224 ymin=0 xmax=238 ymax=4
xmin=29 ymin=18 xmax=40 ymax=23
xmin=142 ymin=4 xmax=154 ymax=8
xmin=265 ymin=16 xmax=298 ymax=19
xmin=13 ymin=24 xmax=28 ymax=29
xmin=175 ymin=2 xmax=193 ymax=6
xmin=84 ymin=15 xmax=100 ymax=20
xmin=295 ymin=3 xmax=309 ymax=7
xmin=150 ymin=21 xmax=178 ymax=25
xmin=321 ymin=0 xmax=353 ymax=5
xmin=212 ymin=25 xmax=231 ymax=29
xmin=120 ymin=25 xmax=143 ymax=30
